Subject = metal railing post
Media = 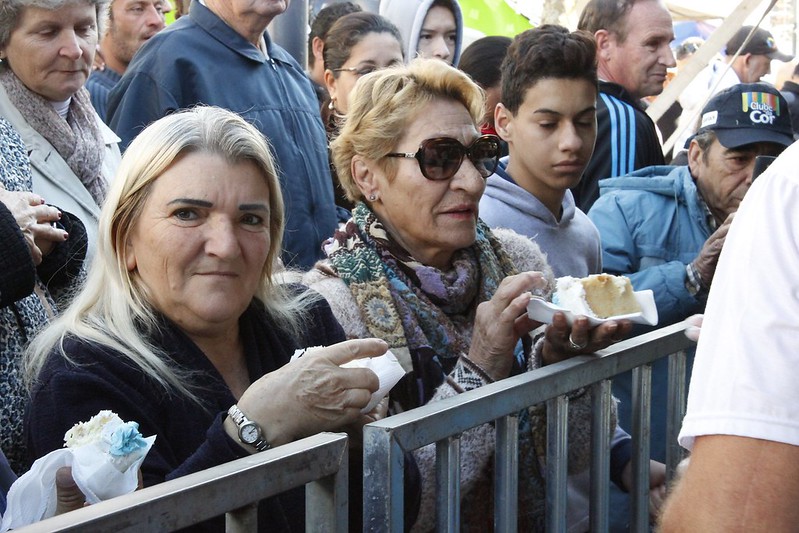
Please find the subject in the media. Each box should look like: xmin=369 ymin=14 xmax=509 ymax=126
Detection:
xmin=589 ymin=380 xmax=613 ymax=532
xmin=545 ymin=395 xmax=569 ymax=533
xmin=631 ymin=364 xmax=653 ymax=531
xmin=666 ymin=350 xmax=688 ymax=481
xmin=226 ymin=503 xmax=258 ymax=533
xmin=362 ymin=426 xmax=405 ymax=532
xmin=436 ymin=435 xmax=461 ymax=531
xmin=494 ymin=414 xmax=519 ymax=531
xmin=306 ymin=439 xmax=348 ymax=532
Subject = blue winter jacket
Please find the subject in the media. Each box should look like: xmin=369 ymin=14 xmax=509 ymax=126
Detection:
xmin=588 ymin=165 xmax=711 ymax=327
xmin=107 ymin=1 xmax=336 ymax=269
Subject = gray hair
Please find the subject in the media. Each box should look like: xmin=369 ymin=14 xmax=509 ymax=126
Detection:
xmin=0 ymin=0 xmax=109 ymax=48
xmin=690 ymin=129 xmax=717 ymax=165
xmin=25 ymin=106 xmax=315 ymax=404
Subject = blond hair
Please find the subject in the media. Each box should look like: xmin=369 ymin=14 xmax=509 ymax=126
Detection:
xmin=330 ymin=58 xmax=485 ymax=202
xmin=25 ymin=106 xmax=313 ymax=402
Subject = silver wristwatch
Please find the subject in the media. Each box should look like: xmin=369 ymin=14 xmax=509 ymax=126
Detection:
xmin=227 ymin=404 xmax=271 ymax=452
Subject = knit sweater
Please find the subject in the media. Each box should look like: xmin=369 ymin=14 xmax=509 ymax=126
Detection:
xmin=304 ymin=228 xmax=603 ymax=531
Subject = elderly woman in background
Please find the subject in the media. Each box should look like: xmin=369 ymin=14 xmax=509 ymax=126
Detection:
xmin=321 ymin=11 xmax=404 ymax=213
xmin=24 ymin=106 xmax=386 ymax=531
xmin=0 ymin=116 xmax=86 ymax=475
xmin=0 ymin=0 xmax=121 ymax=258
xmin=303 ymin=59 xmax=632 ymax=530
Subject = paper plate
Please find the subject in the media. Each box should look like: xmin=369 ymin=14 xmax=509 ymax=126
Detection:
xmin=526 ymin=290 xmax=658 ymax=327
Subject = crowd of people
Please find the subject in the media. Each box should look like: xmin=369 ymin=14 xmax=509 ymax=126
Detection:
xmin=1 ymin=0 xmax=797 ymax=530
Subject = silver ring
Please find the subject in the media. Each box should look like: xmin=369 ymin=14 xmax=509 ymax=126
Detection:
xmin=568 ymin=334 xmax=588 ymax=351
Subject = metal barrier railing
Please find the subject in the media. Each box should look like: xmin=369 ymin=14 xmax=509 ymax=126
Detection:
xmin=363 ymin=322 xmax=694 ymax=532
xmin=9 ymin=324 xmax=692 ymax=532
xmin=14 ymin=432 xmax=349 ymax=533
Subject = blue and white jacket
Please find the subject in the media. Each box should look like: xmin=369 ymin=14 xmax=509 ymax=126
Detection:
xmin=588 ymin=164 xmax=711 ymax=327
xmin=573 ymin=81 xmax=665 ymax=212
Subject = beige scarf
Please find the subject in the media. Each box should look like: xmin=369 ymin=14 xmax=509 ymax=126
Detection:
xmin=0 ymin=68 xmax=107 ymax=206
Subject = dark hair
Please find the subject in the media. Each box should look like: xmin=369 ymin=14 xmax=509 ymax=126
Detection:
xmin=578 ymin=0 xmax=637 ymax=42
xmin=322 ymin=12 xmax=403 ymax=75
xmin=458 ymin=36 xmax=511 ymax=89
xmin=307 ymin=1 xmax=362 ymax=69
xmin=500 ymin=25 xmax=597 ymax=115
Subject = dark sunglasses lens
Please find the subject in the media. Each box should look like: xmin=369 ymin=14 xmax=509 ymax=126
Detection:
xmin=470 ymin=137 xmax=500 ymax=177
xmin=421 ymin=139 xmax=464 ymax=180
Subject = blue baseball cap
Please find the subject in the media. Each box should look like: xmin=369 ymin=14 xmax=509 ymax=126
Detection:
xmin=693 ymin=82 xmax=794 ymax=150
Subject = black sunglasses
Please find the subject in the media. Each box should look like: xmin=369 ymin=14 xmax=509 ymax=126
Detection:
xmin=384 ymin=135 xmax=501 ymax=181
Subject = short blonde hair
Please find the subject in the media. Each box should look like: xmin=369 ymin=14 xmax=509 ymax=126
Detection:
xmin=26 ymin=107 xmax=310 ymax=402
xmin=330 ymin=58 xmax=485 ymax=202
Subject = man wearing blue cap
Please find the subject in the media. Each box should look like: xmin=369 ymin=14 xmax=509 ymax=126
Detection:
xmin=586 ymin=82 xmax=793 ymax=469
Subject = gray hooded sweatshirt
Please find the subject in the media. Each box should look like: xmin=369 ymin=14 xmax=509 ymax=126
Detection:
xmin=379 ymin=0 xmax=464 ymax=66
xmin=479 ymin=159 xmax=602 ymax=278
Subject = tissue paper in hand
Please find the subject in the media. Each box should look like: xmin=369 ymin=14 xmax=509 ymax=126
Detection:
xmin=0 ymin=410 xmax=155 ymax=532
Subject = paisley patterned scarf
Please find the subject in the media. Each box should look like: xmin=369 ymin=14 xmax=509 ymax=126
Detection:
xmin=326 ymin=202 xmax=517 ymax=407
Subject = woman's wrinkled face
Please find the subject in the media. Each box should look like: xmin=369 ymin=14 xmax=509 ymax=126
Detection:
xmin=125 ymin=152 xmax=272 ymax=339
xmin=363 ymin=98 xmax=485 ymax=269
xmin=4 ymin=3 xmax=98 ymax=101
xmin=325 ymin=31 xmax=403 ymax=114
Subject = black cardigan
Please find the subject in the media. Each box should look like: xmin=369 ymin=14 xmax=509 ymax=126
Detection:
xmin=26 ymin=296 xmax=345 ymax=532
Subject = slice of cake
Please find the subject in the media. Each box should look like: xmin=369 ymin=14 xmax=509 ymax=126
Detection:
xmin=65 ymin=410 xmax=150 ymax=473
xmin=553 ymin=274 xmax=641 ymax=319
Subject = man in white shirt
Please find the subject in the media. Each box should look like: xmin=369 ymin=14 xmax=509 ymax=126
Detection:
xmin=674 ymin=26 xmax=792 ymax=155
xmin=659 ymin=140 xmax=799 ymax=532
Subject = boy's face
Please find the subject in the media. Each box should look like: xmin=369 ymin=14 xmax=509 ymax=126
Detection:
xmin=496 ymin=77 xmax=597 ymax=202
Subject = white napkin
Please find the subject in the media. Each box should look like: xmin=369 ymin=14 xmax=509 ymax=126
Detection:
xmin=292 ymin=347 xmax=406 ymax=413
xmin=0 ymin=425 xmax=154 ymax=531
xmin=341 ymin=350 xmax=406 ymax=413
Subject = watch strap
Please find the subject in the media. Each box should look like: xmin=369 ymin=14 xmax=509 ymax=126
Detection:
xmin=227 ymin=404 xmax=271 ymax=452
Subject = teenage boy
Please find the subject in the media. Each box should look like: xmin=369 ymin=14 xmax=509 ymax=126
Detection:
xmin=478 ymin=25 xmax=667 ymax=530
xmin=480 ymin=25 xmax=601 ymax=279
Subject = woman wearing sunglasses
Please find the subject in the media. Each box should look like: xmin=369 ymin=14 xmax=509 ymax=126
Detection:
xmin=304 ymin=59 xmax=631 ymax=530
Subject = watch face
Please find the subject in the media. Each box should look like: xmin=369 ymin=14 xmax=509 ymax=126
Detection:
xmin=240 ymin=422 xmax=260 ymax=444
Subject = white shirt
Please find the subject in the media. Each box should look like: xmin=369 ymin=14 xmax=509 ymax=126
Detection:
xmin=679 ymin=141 xmax=799 ymax=451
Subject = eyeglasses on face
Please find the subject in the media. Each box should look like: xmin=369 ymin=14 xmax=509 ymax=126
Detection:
xmin=384 ymin=135 xmax=501 ymax=181
xmin=333 ymin=65 xmax=378 ymax=77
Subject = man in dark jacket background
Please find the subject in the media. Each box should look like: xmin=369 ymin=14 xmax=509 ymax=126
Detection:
xmin=108 ymin=0 xmax=337 ymax=269
xmin=574 ymin=0 xmax=675 ymax=212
